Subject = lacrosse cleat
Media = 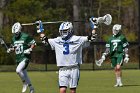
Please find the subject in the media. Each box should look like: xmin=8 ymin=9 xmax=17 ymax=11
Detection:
xmin=114 ymin=83 xmax=123 ymax=87
xmin=119 ymin=83 xmax=123 ymax=87
xmin=114 ymin=83 xmax=119 ymax=87
xmin=22 ymin=83 xmax=28 ymax=93
xmin=29 ymin=88 xmax=35 ymax=93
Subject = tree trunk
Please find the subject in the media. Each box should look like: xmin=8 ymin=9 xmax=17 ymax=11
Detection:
xmin=73 ymin=0 xmax=80 ymax=35
xmin=0 ymin=0 xmax=6 ymax=29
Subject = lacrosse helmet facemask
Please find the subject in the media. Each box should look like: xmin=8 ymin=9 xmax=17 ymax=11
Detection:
xmin=12 ymin=22 xmax=22 ymax=38
xmin=59 ymin=22 xmax=73 ymax=40
xmin=112 ymin=24 xmax=121 ymax=36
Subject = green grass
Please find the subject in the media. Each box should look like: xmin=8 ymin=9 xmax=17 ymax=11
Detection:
xmin=0 ymin=70 xmax=140 ymax=93
xmin=0 ymin=62 xmax=139 ymax=71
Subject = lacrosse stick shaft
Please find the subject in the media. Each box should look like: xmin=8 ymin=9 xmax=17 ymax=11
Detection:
xmin=21 ymin=21 xmax=64 ymax=26
xmin=0 ymin=38 xmax=9 ymax=50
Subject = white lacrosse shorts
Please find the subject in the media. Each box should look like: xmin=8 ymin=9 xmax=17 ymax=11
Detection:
xmin=58 ymin=67 xmax=80 ymax=88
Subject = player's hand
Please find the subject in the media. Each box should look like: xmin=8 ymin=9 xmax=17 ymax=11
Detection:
xmin=124 ymin=54 xmax=129 ymax=63
xmin=101 ymin=53 xmax=106 ymax=61
xmin=7 ymin=48 xmax=14 ymax=53
xmin=23 ymin=48 xmax=32 ymax=54
xmin=35 ymin=20 xmax=44 ymax=33
xmin=91 ymin=30 xmax=97 ymax=40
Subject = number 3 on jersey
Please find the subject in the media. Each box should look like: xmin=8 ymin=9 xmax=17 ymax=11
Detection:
xmin=63 ymin=43 xmax=69 ymax=55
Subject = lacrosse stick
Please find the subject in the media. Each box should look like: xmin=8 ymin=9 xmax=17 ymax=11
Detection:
xmin=97 ymin=14 xmax=112 ymax=25
xmin=21 ymin=21 xmax=64 ymax=26
xmin=0 ymin=35 xmax=9 ymax=50
xmin=90 ymin=14 xmax=112 ymax=26
xmin=95 ymin=58 xmax=104 ymax=67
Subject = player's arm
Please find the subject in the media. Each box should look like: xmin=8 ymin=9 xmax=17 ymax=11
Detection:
xmin=35 ymin=20 xmax=49 ymax=45
xmin=123 ymin=37 xmax=129 ymax=63
xmin=23 ymin=36 xmax=36 ymax=54
xmin=87 ymin=17 xmax=98 ymax=41
xmin=6 ymin=40 xmax=16 ymax=53
xmin=96 ymin=43 xmax=110 ymax=66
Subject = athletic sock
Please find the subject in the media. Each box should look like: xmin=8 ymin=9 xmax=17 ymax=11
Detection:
xmin=117 ymin=77 xmax=122 ymax=84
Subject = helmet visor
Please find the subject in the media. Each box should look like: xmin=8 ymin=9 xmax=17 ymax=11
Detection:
xmin=113 ymin=29 xmax=119 ymax=35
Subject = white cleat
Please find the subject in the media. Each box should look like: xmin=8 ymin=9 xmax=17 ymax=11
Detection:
xmin=22 ymin=83 xmax=28 ymax=93
xmin=114 ymin=83 xmax=119 ymax=87
xmin=30 ymin=89 xmax=35 ymax=93
xmin=114 ymin=83 xmax=123 ymax=87
xmin=119 ymin=83 xmax=123 ymax=87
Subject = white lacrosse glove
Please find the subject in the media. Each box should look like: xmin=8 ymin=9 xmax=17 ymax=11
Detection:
xmin=7 ymin=48 xmax=15 ymax=53
xmin=95 ymin=53 xmax=106 ymax=66
xmin=23 ymin=48 xmax=32 ymax=54
xmin=7 ymin=48 xmax=12 ymax=53
xmin=124 ymin=54 xmax=129 ymax=63
xmin=35 ymin=20 xmax=44 ymax=33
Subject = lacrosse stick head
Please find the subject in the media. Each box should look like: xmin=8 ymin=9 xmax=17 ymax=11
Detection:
xmin=97 ymin=14 xmax=112 ymax=25
xmin=95 ymin=59 xmax=104 ymax=67
xmin=0 ymin=36 xmax=4 ymax=45
xmin=0 ymin=38 xmax=4 ymax=44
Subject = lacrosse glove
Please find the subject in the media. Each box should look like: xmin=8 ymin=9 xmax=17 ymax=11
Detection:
xmin=7 ymin=48 xmax=12 ymax=53
xmin=35 ymin=20 xmax=44 ymax=33
xmin=23 ymin=48 xmax=32 ymax=54
xmin=124 ymin=54 xmax=129 ymax=63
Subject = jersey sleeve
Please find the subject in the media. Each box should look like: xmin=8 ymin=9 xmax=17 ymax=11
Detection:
xmin=122 ymin=36 xmax=129 ymax=48
xmin=48 ymin=38 xmax=55 ymax=50
xmin=26 ymin=35 xmax=36 ymax=46
xmin=80 ymin=36 xmax=90 ymax=48
xmin=105 ymin=39 xmax=111 ymax=48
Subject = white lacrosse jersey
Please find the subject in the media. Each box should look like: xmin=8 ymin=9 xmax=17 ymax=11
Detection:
xmin=48 ymin=35 xmax=89 ymax=66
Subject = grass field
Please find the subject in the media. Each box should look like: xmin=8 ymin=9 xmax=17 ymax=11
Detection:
xmin=0 ymin=70 xmax=140 ymax=93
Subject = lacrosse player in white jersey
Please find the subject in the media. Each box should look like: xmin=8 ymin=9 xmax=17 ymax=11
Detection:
xmin=35 ymin=20 xmax=97 ymax=93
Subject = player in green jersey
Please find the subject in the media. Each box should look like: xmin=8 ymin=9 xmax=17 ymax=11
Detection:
xmin=7 ymin=22 xmax=36 ymax=93
xmin=96 ymin=24 xmax=129 ymax=87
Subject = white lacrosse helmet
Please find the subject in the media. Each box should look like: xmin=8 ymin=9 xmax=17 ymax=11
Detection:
xmin=12 ymin=22 xmax=22 ymax=34
xmin=112 ymin=24 xmax=121 ymax=35
xmin=59 ymin=22 xmax=73 ymax=39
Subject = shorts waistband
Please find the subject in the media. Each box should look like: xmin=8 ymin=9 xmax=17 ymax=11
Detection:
xmin=59 ymin=65 xmax=79 ymax=70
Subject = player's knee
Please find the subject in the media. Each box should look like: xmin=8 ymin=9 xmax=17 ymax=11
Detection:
xmin=59 ymin=86 xmax=67 ymax=93
xmin=116 ymin=66 xmax=121 ymax=71
xmin=70 ymin=88 xmax=76 ymax=93
xmin=16 ymin=69 xmax=21 ymax=74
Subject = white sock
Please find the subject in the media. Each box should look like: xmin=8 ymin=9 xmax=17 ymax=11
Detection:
xmin=117 ymin=77 xmax=122 ymax=84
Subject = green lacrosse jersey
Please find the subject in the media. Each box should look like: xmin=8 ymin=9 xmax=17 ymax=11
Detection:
xmin=12 ymin=32 xmax=35 ymax=63
xmin=105 ymin=34 xmax=129 ymax=57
